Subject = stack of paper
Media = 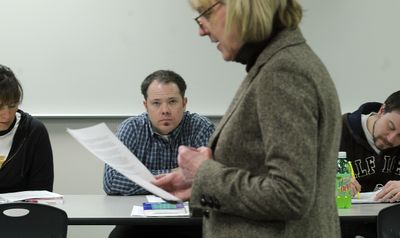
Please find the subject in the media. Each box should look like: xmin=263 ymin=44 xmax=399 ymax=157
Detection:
xmin=131 ymin=195 xmax=190 ymax=217
xmin=143 ymin=202 xmax=186 ymax=215
xmin=0 ymin=190 xmax=63 ymax=204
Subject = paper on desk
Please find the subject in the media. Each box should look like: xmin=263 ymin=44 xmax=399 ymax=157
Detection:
xmin=0 ymin=190 xmax=63 ymax=203
xmin=131 ymin=205 xmax=190 ymax=217
xmin=131 ymin=196 xmax=190 ymax=217
xmin=352 ymin=190 xmax=381 ymax=204
xmin=67 ymin=123 xmax=180 ymax=202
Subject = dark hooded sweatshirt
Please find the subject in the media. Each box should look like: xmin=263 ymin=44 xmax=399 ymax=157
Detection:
xmin=0 ymin=110 xmax=53 ymax=193
xmin=340 ymin=102 xmax=400 ymax=192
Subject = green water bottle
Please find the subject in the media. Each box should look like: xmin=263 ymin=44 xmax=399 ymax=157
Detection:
xmin=336 ymin=151 xmax=352 ymax=208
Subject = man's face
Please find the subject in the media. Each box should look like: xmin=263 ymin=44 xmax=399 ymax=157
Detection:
xmin=373 ymin=107 xmax=400 ymax=150
xmin=144 ymin=81 xmax=187 ymax=135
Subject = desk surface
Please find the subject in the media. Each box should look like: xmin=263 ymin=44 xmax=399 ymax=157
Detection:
xmin=338 ymin=203 xmax=395 ymax=222
xmin=53 ymin=195 xmax=395 ymax=225
xmin=54 ymin=195 xmax=201 ymax=225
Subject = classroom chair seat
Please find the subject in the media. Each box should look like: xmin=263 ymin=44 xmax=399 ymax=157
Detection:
xmin=377 ymin=203 xmax=400 ymax=238
xmin=0 ymin=202 xmax=68 ymax=238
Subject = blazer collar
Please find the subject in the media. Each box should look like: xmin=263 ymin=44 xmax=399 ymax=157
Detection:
xmin=209 ymin=28 xmax=306 ymax=149
xmin=247 ymin=28 xmax=305 ymax=79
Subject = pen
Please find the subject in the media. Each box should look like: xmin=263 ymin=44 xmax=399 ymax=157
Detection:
xmin=348 ymin=161 xmax=360 ymax=199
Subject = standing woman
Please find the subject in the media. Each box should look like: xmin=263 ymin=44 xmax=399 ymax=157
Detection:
xmin=154 ymin=0 xmax=342 ymax=237
xmin=0 ymin=64 xmax=54 ymax=193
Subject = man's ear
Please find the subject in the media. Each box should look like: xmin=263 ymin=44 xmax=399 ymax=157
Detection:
xmin=143 ymin=100 xmax=148 ymax=111
xmin=378 ymin=104 xmax=386 ymax=115
xmin=182 ymin=97 xmax=187 ymax=111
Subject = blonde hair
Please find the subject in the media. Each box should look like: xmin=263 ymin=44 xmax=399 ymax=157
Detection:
xmin=189 ymin=0 xmax=303 ymax=42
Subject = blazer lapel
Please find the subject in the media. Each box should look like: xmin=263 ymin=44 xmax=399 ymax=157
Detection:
xmin=209 ymin=28 xmax=306 ymax=150
xmin=208 ymin=73 xmax=253 ymax=150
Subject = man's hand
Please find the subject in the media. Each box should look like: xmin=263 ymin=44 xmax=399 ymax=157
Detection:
xmin=350 ymin=178 xmax=361 ymax=197
xmin=375 ymin=181 xmax=400 ymax=202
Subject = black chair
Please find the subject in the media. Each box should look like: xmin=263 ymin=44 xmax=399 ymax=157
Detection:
xmin=0 ymin=202 xmax=68 ymax=238
xmin=377 ymin=203 xmax=400 ymax=238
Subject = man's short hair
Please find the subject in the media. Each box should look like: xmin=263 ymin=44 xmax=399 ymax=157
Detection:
xmin=384 ymin=90 xmax=400 ymax=113
xmin=141 ymin=70 xmax=187 ymax=99
xmin=0 ymin=64 xmax=23 ymax=105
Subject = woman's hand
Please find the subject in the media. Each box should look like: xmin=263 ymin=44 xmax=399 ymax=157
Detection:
xmin=152 ymin=145 xmax=213 ymax=201
xmin=153 ymin=171 xmax=192 ymax=201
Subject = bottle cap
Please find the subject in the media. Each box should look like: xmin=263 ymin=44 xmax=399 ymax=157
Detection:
xmin=338 ymin=151 xmax=347 ymax=158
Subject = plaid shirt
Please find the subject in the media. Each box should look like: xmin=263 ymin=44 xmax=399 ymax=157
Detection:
xmin=103 ymin=111 xmax=215 ymax=195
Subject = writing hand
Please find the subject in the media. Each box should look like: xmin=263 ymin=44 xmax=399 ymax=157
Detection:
xmin=375 ymin=181 xmax=400 ymax=202
xmin=349 ymin=178 xmax=361 ymax=197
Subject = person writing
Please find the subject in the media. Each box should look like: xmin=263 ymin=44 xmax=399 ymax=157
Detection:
xmin=341 ymin=90 xmax=400 ymax=200
xmin=153 ymin=0 xmax=342 ymax=237
xmin=340 ymin=90 xmax=400 ymax=238
xmin=0 ymin=64 xmax=54 ymax=193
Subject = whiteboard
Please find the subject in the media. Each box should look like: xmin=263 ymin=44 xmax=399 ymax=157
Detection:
xmin=0 ymin=0 xmax=398 ymax=117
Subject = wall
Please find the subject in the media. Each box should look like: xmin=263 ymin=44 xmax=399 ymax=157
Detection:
xmin=300 ymin=0 xmax=399 ymax=113
xmin=0 ymin=0 xmax=245 ymax=117
xmin=1 ymin=0 xmax=399 ymax=117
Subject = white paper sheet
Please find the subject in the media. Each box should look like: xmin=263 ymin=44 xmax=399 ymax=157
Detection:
xmin=146 ymin=195 xmax=165 ymax=203
xmin=67 ymin=123 xmax=180 ymax=202
xmin=0 ymin=190 xmax=63 ymax=203
xmin=352 ymin=190 xmax=381 ymax=204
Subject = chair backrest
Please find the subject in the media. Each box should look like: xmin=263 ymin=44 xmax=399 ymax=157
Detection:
xmin=0 ymin=202 xmax=68 ymax=238
xmin=377 ymin=203 xmax=400 ymax=238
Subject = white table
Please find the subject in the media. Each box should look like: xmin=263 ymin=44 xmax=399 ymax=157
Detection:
xmin=338 ymin=203 xmax=395 ymax=222
xmin=53 ymin=195 xmax=395 ymax=225
xmin=53 ymin=195 xmax=201 ymax=225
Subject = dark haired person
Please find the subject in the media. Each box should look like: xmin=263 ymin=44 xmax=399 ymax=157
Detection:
xmin=103 ymin=69 xmax=215 ymax=195
xmin=341 ymin=90 xmax=400 ymax=197
xmin=341 ymin=90 xmax=400 ymax=238
xmin=104 ymin=69 xmax=214 ymax=238
xmin=0 ymin=64 xmax=53 ymax=193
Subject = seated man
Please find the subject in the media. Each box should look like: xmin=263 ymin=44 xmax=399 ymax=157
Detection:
xmin=104 ymin=70 xmax=214 ymax=238
xmin=103 ymin=70 xmax=215 ymax=195
xmin=0 ymin=64 xmax=54 ymax=193
xmin=341 ymin=90 xmax=400 ymax=194
xmin=340 ymin=90 xmax=400 ymax=237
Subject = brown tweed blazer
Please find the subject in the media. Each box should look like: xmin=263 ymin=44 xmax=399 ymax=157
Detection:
xmin=191 ymin=28 xmax=342 ymax=238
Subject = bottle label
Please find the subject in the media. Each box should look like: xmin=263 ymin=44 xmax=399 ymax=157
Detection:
xmin=336 ymin=174 xmax=352 ymax=196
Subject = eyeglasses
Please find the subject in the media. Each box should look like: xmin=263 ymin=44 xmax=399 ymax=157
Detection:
xmin=194 ymin=1 xmax=221 ymax=26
